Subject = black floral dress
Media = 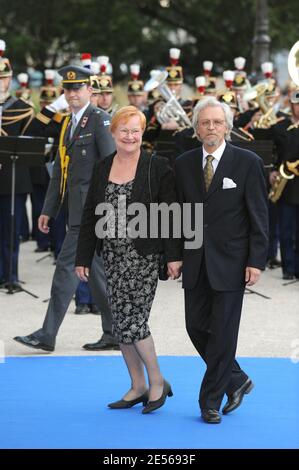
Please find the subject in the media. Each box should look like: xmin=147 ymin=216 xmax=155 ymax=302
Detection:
xmin=102 ymin=180 xmax=159 ymax=344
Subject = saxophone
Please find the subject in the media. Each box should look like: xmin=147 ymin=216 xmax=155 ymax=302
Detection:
xmin=269 ymin=159 xmax=299 ymax=203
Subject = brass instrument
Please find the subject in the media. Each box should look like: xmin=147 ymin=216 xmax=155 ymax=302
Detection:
xmin=144 ymin=70 xmax=192 ymax=130
xmin=270 ymin=42 xmax=299 ymax=202
xmin=269 ymin=160 xmax=299 ymax=203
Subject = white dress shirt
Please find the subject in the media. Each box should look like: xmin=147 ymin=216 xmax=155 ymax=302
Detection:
xmin=70 ymin=101 xmax=90 ymax=137
xmin=202 ymin=140 xmax=226 ymax=173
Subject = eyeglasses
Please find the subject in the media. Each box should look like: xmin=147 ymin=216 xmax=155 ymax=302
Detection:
xmin=199 ymin=119 xmax=226 ymax=128
xmin=119 ymin=128 xmax=142 ymax=136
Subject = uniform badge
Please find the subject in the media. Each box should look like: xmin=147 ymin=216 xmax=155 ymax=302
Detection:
xmin=67 ymin=71 xmax=76 ymax=80
xmin=81 ymin=116 xmax=88 ymax=128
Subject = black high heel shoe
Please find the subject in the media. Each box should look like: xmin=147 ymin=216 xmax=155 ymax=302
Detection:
xmin=108 ymin=391 xmax=149 ymax=409
xmin=142 ymin=380 xmax=173 ymax=414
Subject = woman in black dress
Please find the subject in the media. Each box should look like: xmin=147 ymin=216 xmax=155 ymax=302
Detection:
xmin=75 ymin=106 xmax=182 ymax=414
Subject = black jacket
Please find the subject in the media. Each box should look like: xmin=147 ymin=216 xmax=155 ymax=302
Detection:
xmin=175 ymin=142 xmax=269 ymax=291
xmin=75 ymin=150 xmax=182 ymax=268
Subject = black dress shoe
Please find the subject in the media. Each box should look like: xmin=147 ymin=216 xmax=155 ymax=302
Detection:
xmin=222 ymin=378 xmax=254 ymax=414
xmin=13 ymin=335 xmax=54 ymax=352
xmin=82 ymin=339 xmax=120 ymax=351
xmin=108 ymin=391 xmax=149 ymax=409
xmin=282 ymin=272 xmax=294 ymax=280
xmin=142 ymin=380 xmax=173 ymax=414
xmin=267 ymin=257 xmax=281 ymax=269
xmin=5 ymin=282 xmax=23 ymax=293
xmin=74 ymin=304 xmax=90 ymax=314
xmin=34 ymin=247 xmax=50 ymax=253
xmin=201 ymin=409 xmax=221 ymax=424
xmin=89 ymin=304 xmax=101 ymax=315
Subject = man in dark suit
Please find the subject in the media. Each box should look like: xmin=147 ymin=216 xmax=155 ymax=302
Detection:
xmin=175 ymin=96 xmax=269 ymax=424
xmin=14 ymin=65 xmax=119 ymax=352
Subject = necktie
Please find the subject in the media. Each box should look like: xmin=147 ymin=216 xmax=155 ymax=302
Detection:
xmin=70 ymin=114 xmax=77 ymax=139
xmin=203 ymin=155 xmax=214 ymax=191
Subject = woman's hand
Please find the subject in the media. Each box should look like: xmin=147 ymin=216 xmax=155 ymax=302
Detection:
xmin=167 ymin=261 xmax=182 ymax=280
xmin=75 ymin=266 xmax=90 ymax=282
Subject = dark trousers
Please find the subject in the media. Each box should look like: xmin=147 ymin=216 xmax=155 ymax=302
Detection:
xmin=32 ymin=184 xmax=51 ymax=249
xmin=50 ymin=206 xmax=67 ymax=260
xmin=268 ymin=201 xmax=279 ymax=259
xmin=184 ymin=260 xmax=248 ymax=411
xmin=32 ymin=225 xmax=116 ymax=348
xmin=75 ymin=280 xmax=93 ymax=305
xmin=0 ymin=194 xmax=27 ymax=282
xmin=278 ymin=201 xmax=299 ymax=276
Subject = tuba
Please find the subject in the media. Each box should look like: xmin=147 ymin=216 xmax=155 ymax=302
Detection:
xmin=243 ymin=82 xmax=278 ymax=129
xmin=144 ymin=70 xmax=192 ymax=130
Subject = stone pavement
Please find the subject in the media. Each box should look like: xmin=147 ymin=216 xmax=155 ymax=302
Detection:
xmin=0 ymin=241 xmax=298 ymax=359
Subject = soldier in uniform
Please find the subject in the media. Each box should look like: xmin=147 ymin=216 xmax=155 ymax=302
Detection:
xmin=127 ymin=64 xmax=148 ymax=113
xmin=14 ymin=65 xmax=119 ymax=351
xmin=26 ymin=69 xmax=67 ymax=255
xmin=95 ymin=56 xmax=117 ymax=115
xmin=270 ymin=89 xmax=299 ymax=279
xmin=144 ymin=48 xmax=193 ymax=162
xmin=0 ymin=41 xmax=34 ymax=289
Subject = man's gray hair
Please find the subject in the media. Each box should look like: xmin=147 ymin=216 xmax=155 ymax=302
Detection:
xmin=192 ymin=96 xmax=233 ymax=140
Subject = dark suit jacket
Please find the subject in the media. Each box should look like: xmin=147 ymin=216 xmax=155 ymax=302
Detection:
xmin=175 ymin=141 xmax=269 ymax=291
xmin=42 ymin=103 xmax=115 ymax=226
xmin=75 ymin=150 xmax=182 ymax=268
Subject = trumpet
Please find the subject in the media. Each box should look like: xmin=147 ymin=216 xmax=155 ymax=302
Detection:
xmin=269 ymin=159 xmax=299 ymax=203
xmin=144 ymin=70 xmax=192 ymax=130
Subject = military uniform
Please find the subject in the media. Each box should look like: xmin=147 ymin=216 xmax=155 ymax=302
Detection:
xmin=0 ymin=54 xmax=34 ymax=285
xmin=26 ymin=81 xmax=67 ymax=255
xmin=272 ymin=109 xmax=299 ymax=278
xmin=14 ymin=65 xmax=118 ymax=351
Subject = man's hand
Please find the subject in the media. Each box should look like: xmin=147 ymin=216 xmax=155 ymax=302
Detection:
xmin=245 ymin=267 xmax=261 ymax=286
xmin=38 ymin=215 xmax=50 ymax=234
xmin=162 ymin=120 xmax=179 ymax=130
xmin=167 ymin=261 xmax=182 ymax=280
xmin=269 ymin=170 xmax=279 ymax=187
xmin=75 ymin=266 xmax=90 ymax=282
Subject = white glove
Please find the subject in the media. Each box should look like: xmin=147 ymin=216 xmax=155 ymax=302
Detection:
xmin=46 ymin=93 xmax=68 ymax=113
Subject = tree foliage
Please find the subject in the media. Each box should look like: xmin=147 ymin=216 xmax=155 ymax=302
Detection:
xmin=0 ymin=0 xmax=298 ymax=82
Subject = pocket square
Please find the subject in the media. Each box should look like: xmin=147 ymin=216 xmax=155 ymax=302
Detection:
xmin=222 ymin=177 xmax=237 ymax=189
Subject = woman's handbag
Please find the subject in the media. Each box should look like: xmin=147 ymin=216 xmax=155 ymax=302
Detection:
xmin=148 ymin=153 xmax=169 ymax=281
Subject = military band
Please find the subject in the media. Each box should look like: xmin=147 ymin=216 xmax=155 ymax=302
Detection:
xmin=0 ymin=39 xmax=299 ymax=349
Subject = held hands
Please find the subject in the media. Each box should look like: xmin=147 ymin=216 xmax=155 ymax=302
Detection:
xmin=167 ymin=261 xmax=182 ymax=280
xmin=245 ymin=267 xmax=261 ymax=286
xmin=38 ymin=215 xmax=50 ymax=234
xmin=75 ymin=266 xmax=90 ymax=282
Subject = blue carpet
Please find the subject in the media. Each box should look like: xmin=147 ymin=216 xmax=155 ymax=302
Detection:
xmin=0 ymin=356 xmax=298 ymax=449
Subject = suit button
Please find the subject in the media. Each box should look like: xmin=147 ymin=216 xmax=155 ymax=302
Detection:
xmin=204 ymin=224 xmax=208 ymax=228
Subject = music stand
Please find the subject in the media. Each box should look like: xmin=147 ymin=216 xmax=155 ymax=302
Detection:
xmin=0 ymin=135 xmax=47 ymax=297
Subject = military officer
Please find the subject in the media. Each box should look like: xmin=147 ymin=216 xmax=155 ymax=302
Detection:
xmin=14 ymin=65 xmax=119 ymax=351
xmin=0 ymin=41 xmax=34 ymax=289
